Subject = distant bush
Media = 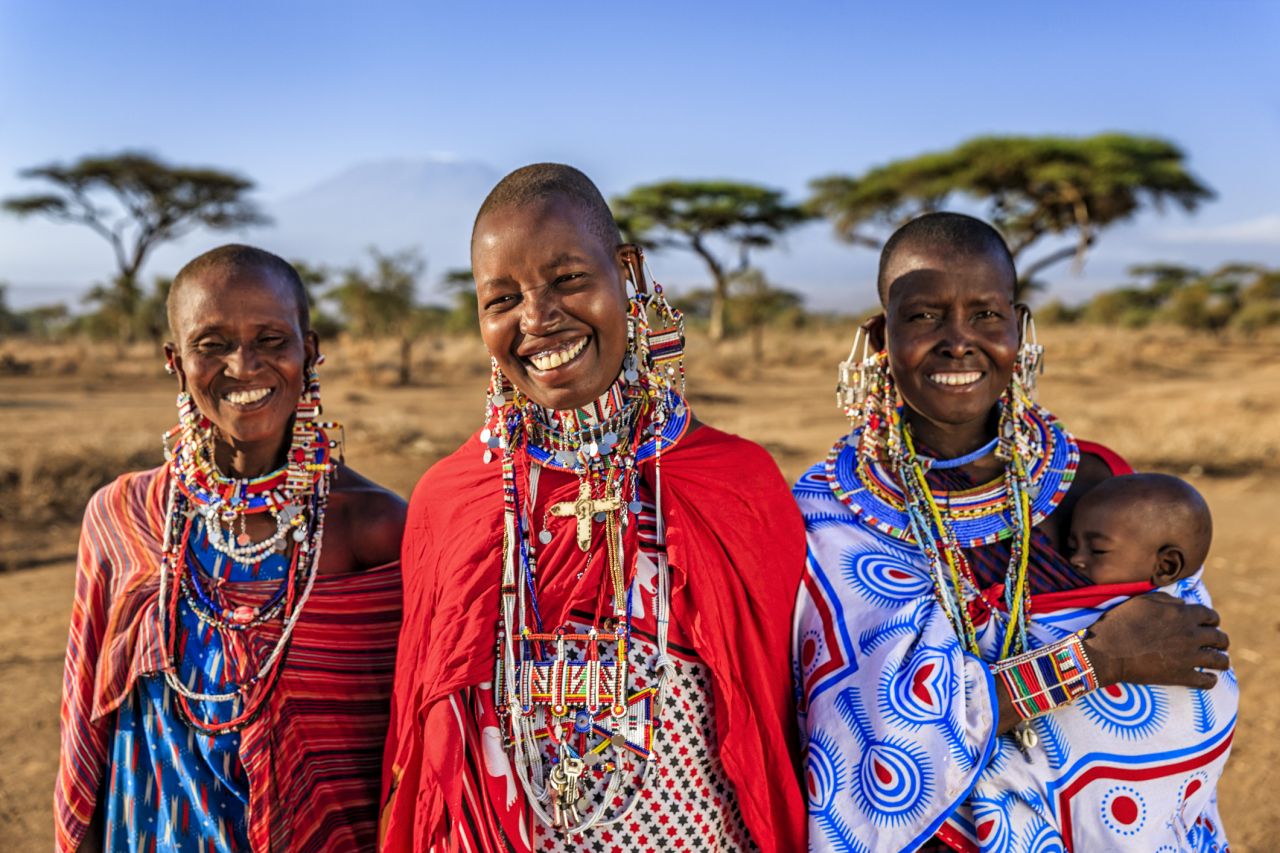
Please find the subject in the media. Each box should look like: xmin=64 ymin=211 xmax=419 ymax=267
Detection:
xmin=1033 ymin=300 xmax=1081 ymax=325
xmin=1230 ymin=300 xmax=1280 ymax=334
xmin=1070 ymin=263 xmax=1280 ymax=332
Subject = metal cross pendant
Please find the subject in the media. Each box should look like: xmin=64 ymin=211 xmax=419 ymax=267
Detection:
xmin=550 ymin=480 xmax=623 ymax=551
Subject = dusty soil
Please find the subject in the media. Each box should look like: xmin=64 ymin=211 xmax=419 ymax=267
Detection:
xmin=2 ymin=326 xmax=1278 ymax=850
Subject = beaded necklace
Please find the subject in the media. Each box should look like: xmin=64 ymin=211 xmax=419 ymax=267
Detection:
xmin=156 ymin=373 xmax=339 ymax=735
xmin=490 ymin=285 xmax=687 ymax=832
xmin=826 ymin=395 xmax=1079 ymax=659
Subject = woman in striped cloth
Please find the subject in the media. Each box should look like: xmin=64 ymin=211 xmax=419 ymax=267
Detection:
xmin=55 ymin=244 xmax=406 ymax=852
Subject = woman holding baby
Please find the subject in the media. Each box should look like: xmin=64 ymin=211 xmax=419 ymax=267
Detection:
xmin=793 ymin=213 xmax=1235 ymax=851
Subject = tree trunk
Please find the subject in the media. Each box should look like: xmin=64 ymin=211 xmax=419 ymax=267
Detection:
xmin=398 ymin=337 xmax=412 ymax=386
xmin=709 ymin=273 xmax=728 ymax=342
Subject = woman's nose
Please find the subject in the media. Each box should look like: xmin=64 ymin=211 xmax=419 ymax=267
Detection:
xmin=224 ymin=343 xmax=262 ymax=377
xmin=937 ymin=315 xmax=976 ymax=357
xmin=519 ymin=286 xmax=564 ymax=335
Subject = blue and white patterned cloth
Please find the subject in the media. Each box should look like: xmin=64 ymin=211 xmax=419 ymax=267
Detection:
xmin=104 ymin=519 xmax=286 ymax=852
xmin=792 ymin=462 xmax=1236 ymax=852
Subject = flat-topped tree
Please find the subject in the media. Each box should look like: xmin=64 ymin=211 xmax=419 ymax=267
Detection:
xmin=807 ymin=134 xmax=1214 ymax=298
xmin=612 ymin=180 xmax=810 ymax=341
xmin=3 ymin=151 xmax=269 ymax=340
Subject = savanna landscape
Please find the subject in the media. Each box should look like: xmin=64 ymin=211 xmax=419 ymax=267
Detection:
xmin=2 ymin=324 xmax=1278 ymax=850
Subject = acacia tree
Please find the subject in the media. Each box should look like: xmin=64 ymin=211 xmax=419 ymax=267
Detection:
xmin=807 ymin=134 xmax=1214 ymax=295
xmin=327 ymin=247 xmax=426 ymax=385
xmin=612 ymin=181 xmax=809 ymax=341
xmin=3 ymin=151 xmax=269 ymax=340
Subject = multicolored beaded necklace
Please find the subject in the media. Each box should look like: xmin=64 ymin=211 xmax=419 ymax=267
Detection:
xmin=489 ymin=283 xmax=687 ymax=832
xmin=826 ymin=392 xmax=1079 ymax=660
xmin=156 ymin=368 xmax=340 ymax=735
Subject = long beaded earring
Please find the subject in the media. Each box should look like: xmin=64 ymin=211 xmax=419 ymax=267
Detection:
xmin=835 ymin=325 xmax=898 ymax=463
xmin=625 ymin=247 xmax=685 ymax=399
xmin=996 ymin=311 xmax=1045 ymax=465
xmin=1014 ymin=310 xmax=1044 ymax=395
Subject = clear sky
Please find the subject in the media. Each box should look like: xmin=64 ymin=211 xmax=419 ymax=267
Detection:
xmin=2 ymin=0 xmax=1278 ymax=310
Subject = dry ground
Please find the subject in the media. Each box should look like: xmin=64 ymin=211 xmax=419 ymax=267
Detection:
xmin=2 ymin=326 xmax=1278 ymax=850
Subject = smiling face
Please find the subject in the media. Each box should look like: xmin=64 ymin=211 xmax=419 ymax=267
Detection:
xmin=166 ymin=266 xmax=317 ymax=457
xmin=882 ymin=243 xmax=1020 ymax=438
xmin=472 ymin=195 xmax=632 ymax=410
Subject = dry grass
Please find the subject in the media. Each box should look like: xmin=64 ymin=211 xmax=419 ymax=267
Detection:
xmin=2 ymin=325 xmax=1279 ymax=850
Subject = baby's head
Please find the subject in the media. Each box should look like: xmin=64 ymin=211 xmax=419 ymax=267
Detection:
xmin=1067 ymin=473 xmax=1213 ymax=587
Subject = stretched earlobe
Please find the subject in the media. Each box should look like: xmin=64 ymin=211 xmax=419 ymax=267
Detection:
xmin=863 ymin=314 xmax=887 ymax=352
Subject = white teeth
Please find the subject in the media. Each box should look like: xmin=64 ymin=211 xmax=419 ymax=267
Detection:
xmin=223 ymin=388 xmax=272 ymax=405
xmin=529 ymin=338 xmax=588 ymax=371
xmin=929 ymin=372 xmax=983 ymax=386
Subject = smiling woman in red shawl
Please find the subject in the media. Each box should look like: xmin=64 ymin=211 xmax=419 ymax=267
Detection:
xmin=380 ymin=164 xmax=807 ymax=852
xmin=55 ymin=245 xmax=405 ymax=852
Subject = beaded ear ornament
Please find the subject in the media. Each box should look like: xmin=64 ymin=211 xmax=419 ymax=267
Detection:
xmin=156 ymin=358 xmax=342 ymax=734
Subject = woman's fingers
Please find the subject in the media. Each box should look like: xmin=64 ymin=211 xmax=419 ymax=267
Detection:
xmin=1196 ymin=648 xmax=1231 ymax=672
xmin=1195 ymin=626 xmax=1231 ymax=651
xmin=1188 ymin=604 xmax=1221 ymax=628
xmin=1191 ymin=670 xmax=1219 ymax=690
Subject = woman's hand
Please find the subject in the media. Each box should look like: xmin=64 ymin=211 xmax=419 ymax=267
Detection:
xmin=1083 ymin=592 xmax=1230 ymax=689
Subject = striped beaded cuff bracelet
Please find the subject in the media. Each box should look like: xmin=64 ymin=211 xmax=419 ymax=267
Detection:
xmin=992 ymin=629 xmax=1099 ymax=720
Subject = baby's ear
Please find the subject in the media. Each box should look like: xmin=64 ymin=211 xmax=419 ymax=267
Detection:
xmin=1152 ymin=545 xmax=1188 ymax=587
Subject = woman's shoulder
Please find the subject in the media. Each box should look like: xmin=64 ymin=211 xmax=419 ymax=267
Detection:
xmin=328 ymin=464 xmax=408 ymax=566
xmin=84 ymin=465 xmax=168 ymax=523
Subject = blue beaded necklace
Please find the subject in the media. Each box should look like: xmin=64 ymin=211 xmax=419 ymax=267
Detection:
xmin=920 ymin=436 xmax=1000 ymax=470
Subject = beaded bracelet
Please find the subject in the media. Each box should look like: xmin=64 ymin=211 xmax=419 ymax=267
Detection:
xmin=992 ymin=629 xmax=1099 ymax=721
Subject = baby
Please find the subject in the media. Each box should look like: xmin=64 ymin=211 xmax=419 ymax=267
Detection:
xmin=1067 ymin=472 xmax=1214 ymax=587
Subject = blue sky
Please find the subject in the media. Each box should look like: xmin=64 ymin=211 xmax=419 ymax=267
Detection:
xmin=2 ymin=1 xmax=1278 ymax=311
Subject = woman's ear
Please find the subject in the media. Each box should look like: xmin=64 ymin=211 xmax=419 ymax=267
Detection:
xmin=618 ymin=243 xmax=645 ymax=293
xmin=304 ymin=330 xmax=321 ymax=367
xmin=1015 ymin=303 xmax=1034 ymax=342
xmin=1152 ymin=544 xmax=1188 ymax=587
xmin=863 ymin=313 xmax=887 ymax=351
xmin=163 ymin=342 xmax=185 ymax=390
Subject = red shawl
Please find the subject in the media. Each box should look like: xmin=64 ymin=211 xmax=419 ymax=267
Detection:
xmin=56 ymin=467 xmax=402 ymax=852
xmin=381 ymin=424 xmax=808 ymax=853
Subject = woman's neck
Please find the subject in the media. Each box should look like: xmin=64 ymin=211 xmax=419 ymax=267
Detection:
xmin=213 ymin=433 xmax=289 ymax=479
xmin=904 ymin=407 xmax=1004 ymax=481
xmin=534 ymin=372 xmax=630 ymax=431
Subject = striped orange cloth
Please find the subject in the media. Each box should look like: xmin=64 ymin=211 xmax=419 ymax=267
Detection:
xmin=55 ymin=466 xmax=402 ymax=851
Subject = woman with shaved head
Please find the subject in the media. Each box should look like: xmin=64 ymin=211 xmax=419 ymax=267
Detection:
xmin=792 ymin=213 xmax=1236 ymax=850
xmin=381 ymin=165 xmax=806 ymax=852
xmin=56 ymin=245 xmax=406 ymax=851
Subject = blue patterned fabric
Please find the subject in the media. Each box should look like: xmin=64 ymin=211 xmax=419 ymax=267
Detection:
xmin=104 ymin=519 xmax=288 ymax=852
xmin=792 ymin=461 xmax=1237 ymax=852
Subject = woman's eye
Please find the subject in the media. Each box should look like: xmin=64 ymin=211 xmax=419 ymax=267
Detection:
xmin=553 ymin=273 xmax=587 ymax=287
xmin=259 ymin=335 xmax=287 ymax=347
xmin=486 ymin=294 xmax=518 ymax=310
xmin=910 ymin=312 xmax=937 ymax=322
xmin=197 ymin=340 xmax=229 ymax=353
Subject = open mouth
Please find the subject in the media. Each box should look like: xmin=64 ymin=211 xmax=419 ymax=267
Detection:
xmin=525 ymin=336 xmax=589 ymax=373
xmin=221 ymin=387 xmax=275 ymax=409
xmin=927 ymin=371 xmax=984 ymax=388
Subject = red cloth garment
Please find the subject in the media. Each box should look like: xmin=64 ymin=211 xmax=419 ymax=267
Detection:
xmin=56 ymin=467 xmax=402 ymax=852
xmin=381 ymin=424 xmax=808 ymax=853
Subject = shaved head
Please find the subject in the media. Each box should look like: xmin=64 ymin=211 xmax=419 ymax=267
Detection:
xmin=1083 ymin=473 xmax=1214 ymax=571
xmin=472 ymin=163 xmax=621 ymax=254
xmin=168 ymin=244 xmax=309 ymax=336
xmin=877 ymin=212 xmax=1017 ymax=305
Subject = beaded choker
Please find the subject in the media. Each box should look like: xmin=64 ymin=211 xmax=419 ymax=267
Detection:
xmin=826 ymin=402 xmax=1078 ymax=547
